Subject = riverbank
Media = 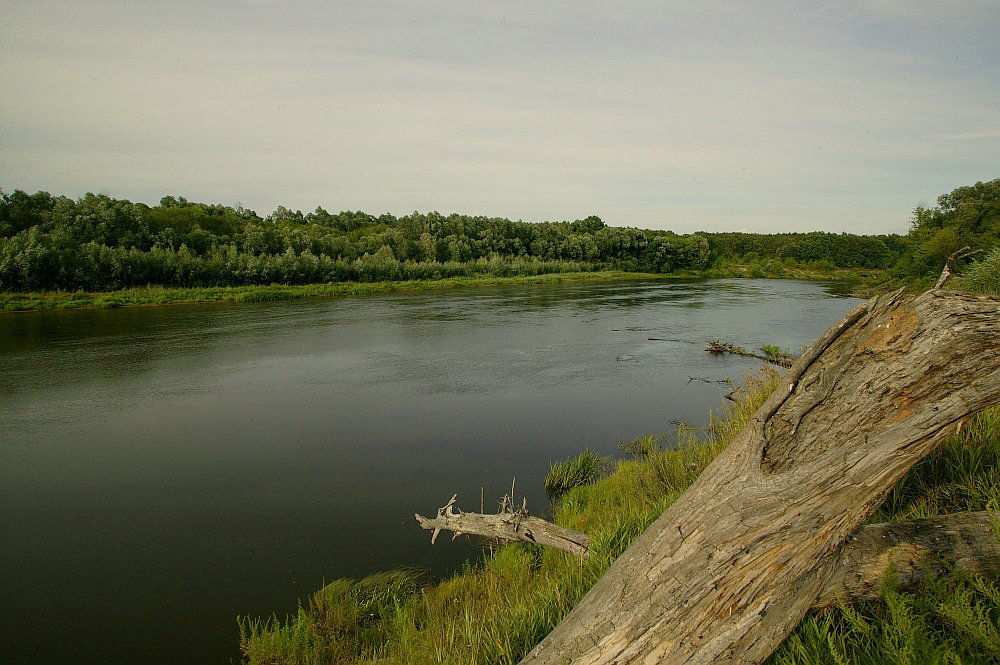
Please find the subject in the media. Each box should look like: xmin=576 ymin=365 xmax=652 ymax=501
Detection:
xmin=0 ymin=266 xmax=886 ymax=312
xmin=238 ymin=364 xmax=1000 ymax=664
xmin=0 ymin=271 xmax=665 ymax=312
xmin=237 ymin=368 xmax=784 ymax=664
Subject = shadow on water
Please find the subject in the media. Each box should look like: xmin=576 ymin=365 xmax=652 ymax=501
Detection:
xmin=0 ymin=278 xmax=861 ymax=665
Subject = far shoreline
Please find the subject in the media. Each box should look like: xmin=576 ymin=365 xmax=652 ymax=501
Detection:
xmin=0 ymin=266 xmax=887 ymax=313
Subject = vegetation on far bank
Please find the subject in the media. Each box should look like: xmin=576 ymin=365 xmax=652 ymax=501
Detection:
xmin=0 ymin=264 xmax=887 ymax=312
xmin=1 ymin=179 xmax=996 ymax=310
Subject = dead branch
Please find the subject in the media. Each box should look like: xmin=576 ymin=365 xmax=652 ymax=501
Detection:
xmin=935 ymin=245 xmax=983 ymax=288
xmin=415 ymin=494 xmax=590 ymax=558
xmin=417 ymin=498 xmax=1000 ymax=610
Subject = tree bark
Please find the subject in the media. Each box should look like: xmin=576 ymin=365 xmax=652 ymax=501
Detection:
xmin=817 ymin=511 xmax=1000 ymax=609
xmin=520 ymin=289 xmax=1000 ymax=665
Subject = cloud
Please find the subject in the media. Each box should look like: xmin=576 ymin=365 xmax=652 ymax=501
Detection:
xmin=927 ymin=130 xmax=1000 ymax=141
xmin=1 ymin=1 xmax=998 ymax=234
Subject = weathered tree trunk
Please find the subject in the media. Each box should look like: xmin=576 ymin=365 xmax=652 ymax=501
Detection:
xmin=817 ymin=511 xmax=1000 ymax=608
xmin=416 ymin=494 xmax=591 ymax=558
xmin=520 ymin=289 xmax=1000 ymax=665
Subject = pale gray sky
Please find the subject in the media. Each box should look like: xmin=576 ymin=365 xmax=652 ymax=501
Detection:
xmin=1 ymin=1 xmax=998 ymax=233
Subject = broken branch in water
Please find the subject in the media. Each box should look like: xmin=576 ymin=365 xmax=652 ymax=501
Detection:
xmin=415 ymin=493 xmax=591 ymax=558
xmin=706 ymin=340 xmax=795 ymax=367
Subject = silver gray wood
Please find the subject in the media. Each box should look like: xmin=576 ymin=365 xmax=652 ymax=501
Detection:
xmin=416 ymin=494 xmax=591 ymax=558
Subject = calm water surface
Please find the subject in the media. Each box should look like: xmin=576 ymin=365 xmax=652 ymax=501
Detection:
xmin=0 ymin=278 xmax=861 ymax=664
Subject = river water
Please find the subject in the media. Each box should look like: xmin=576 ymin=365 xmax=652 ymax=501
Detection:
xmin=0 ymin=278 xmax=861 ymax=664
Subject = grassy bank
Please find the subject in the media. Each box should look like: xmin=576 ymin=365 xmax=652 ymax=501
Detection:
xmin=0 ymin=271 xmax=669 ymax=312
xmin=0 ymin=265 xmax=883 ymax=313
xmin=237 ymin=362 xmax=1000 ymax=664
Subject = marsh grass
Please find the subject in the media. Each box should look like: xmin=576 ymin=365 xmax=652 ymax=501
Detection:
xmin=544 ymin=449 xmax=606 ymax=497
xmin=238 ymin=364 xmax=1000 ymax=665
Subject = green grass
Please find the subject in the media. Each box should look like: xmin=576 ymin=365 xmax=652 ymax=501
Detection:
xmin=238 ymin=363 xmax=1000 ymax=665
xmin=955 ymin=247 xmax=1000 ymax=296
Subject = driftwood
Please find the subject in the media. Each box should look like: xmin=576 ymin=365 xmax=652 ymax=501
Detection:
xmin=520 ymin=288 xmax=1000 ymax=665
xmin=415 ymin=494 xmax=591 ymax=558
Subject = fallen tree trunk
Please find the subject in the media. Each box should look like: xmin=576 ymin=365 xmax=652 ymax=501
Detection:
xmin=520 ymin=288 xmax=1000 ymax=665
xmin=415 ymin=494 xmax=591 ymax=558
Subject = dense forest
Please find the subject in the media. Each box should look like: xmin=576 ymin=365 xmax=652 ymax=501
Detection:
xmin=0 ymin=179 xmax=997 ymax=292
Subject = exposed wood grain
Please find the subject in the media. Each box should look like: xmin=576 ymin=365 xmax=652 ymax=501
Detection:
xmin=416 ymin=494 xmax=591 ymax=558
xmin=520 ymin=289 xmax=1000 ymax=665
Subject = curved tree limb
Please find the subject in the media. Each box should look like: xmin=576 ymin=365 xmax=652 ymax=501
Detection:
xmin=935 ymin=245 xmax=983 ymax=288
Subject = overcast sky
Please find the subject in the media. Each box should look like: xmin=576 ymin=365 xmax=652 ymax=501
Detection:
xmin=1 ymin=1 xmax=998 ymax=233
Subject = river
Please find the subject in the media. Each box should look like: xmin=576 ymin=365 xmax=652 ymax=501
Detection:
xmin=0 ymin=278 xmax=861 ymax=664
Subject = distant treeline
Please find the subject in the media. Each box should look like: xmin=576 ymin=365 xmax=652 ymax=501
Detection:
xmin=1 ymin=179 xmax=997 ymax=292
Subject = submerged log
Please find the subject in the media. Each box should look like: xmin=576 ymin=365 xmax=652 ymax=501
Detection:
xmin=521 ymin=288 xmax=1000 ymax=665
xmin=415 ymin=494 xmax=591 ymax=558
xmin=706 ymin=340 xmax=794 ymax=368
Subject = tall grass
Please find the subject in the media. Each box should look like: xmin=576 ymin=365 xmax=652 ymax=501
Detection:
xmin=544 ymin=449 xmax=605 ymax=497
xmin=239 ymin=366 xmax=1000 ymax=665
